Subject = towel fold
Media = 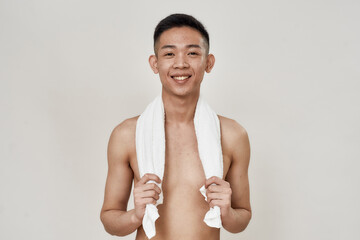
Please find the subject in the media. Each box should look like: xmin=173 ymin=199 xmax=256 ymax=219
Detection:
xmin=135 ymin=92 xmax=223 ymax=239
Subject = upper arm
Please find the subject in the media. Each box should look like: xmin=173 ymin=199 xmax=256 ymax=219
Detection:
xmin=224 ymin=119 xmax=251 ymax=213
xmin=101 ymin=119 xmax=136 ymax=214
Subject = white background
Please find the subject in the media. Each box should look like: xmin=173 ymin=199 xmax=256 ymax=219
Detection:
xmin=1 ymin=0 xmax=359 ymax=239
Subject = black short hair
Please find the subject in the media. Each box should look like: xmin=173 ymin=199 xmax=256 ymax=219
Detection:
xmin=153 ymin=13 xmax=210 ymax=55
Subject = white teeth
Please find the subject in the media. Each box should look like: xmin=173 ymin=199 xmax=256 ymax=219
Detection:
xmin=173 ymin=76 xmax=190 ymax=80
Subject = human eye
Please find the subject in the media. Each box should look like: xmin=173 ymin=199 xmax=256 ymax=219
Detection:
xmin=188 ymin=51 xmax=199 ymax=56
xmin=164 ymin=52 xmax=174 ymax=57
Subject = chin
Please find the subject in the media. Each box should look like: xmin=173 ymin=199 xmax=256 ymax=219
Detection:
xmin=164 ymin=86 xmax=197 ymax=98
xmin=161 ymin=78 xmax=200 ymax=97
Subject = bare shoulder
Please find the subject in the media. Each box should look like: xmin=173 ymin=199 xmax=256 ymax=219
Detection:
xmin=111 ymin=116 xmax=139 ymax=139
xmin=107 ymin=116 xmax=140 ymax=164
xmin=218 ymin=115 xmax=249 ymax=145
xmin=218 ymin=115 xmax=250 ymax=164
xmin=101 ymin=116 xmax=140 ymax=216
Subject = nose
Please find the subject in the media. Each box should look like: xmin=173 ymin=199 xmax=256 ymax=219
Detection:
xmin=173 ymin=53 xmax=189 ymax=69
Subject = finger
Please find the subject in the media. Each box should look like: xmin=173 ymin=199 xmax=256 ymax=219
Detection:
xmin=206 ymin=184 xmax=224 ymax=193
xmin=206 ymin=192 xmax=223 ymax=202
xmin=205 ymin=176 xmax=228 ymax=188
xmin=135 ymin=196 xmax=157 ymax=206
xmin=139 ymin=173 xmax=161 ymax=185
xmin=140 ymin=197 xmax=157 ymax=205
xmin=137 ymin=190 xmax=160 ymax=200
xmin=209 ymin=199 xmax=222 ymax=208
xmin=141 ymin=183 xmax=161 ymax=194
xmin=134 ymin=183 xmax=161 ymax=195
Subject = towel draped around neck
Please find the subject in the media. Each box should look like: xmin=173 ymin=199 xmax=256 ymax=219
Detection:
xmin=135 ymin=93 xmax=223 ymax=239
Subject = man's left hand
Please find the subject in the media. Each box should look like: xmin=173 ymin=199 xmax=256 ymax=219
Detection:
xmin=205 ymin=176 xmax=232 ymax=217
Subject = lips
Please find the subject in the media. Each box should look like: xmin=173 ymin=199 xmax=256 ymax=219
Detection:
xmin=170 ymin=74 xmax=192 ymax=84
xmin=172 ymin=75 xmax=191 ymax=80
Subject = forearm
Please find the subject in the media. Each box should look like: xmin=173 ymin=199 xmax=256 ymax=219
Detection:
xmin=100 ymin=208 xmax=142 ymax=236
xmin=221 ymin=207 xmax=252 ymax=233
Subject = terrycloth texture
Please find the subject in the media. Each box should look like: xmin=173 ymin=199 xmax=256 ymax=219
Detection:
xmin=135 ymin=93 xmax=223 ymax=239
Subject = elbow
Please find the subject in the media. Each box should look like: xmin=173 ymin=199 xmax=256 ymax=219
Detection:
xmin=100 ymin=211 xmax=112 ymax=235
xmin=226 ymin=209 xmax=252 ymax=234
xmin=100 ymin=211 xmax=122 ymax=237
xmin=100 ymin=210 xmax=131 ymax=237
xmin=102 ymin=227 xmax=124 ymax=237
xmin=238 ymin=209 xmax=252 ymax=233
xmin=247 ymin=209 xmax=252 ymax=223
xmin=101 ymin=221 xmax=126 ymax=237
xmin=99 ymin=210 xmax=109 ymax=232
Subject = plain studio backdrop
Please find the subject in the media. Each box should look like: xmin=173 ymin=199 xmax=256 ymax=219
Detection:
xmin=1 ymin=0 xmax=359 ymax=239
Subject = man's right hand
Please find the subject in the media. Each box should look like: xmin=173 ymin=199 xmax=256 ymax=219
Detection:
xmin=133 ymin=173 xmax=162 ymax=223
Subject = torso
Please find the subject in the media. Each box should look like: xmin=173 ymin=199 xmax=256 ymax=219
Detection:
xmin=128 ymin=115 xmax=232 ymax=240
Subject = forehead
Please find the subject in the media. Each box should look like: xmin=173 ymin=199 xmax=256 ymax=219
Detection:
xmin=157 ymin=26 xmax=206 ymax=49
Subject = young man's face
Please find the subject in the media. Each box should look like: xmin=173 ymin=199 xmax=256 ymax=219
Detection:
xmin=149 ymin=27 xmax=215 ymax=98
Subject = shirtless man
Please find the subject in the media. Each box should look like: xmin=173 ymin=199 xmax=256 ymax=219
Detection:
xmin=100 ymin=14 xmax=252 ymax=239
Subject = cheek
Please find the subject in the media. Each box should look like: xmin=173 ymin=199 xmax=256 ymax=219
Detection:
xmin=191 ymin=58 xmax=207 ymax=72
xmin=157 ymin=62 xmax=171 ymax=75
xmin=193 ymin=63 xmax=206 ymax=74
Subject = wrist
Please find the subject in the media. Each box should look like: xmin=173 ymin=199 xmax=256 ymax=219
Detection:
xmin=221 ymin=206 xmax=235 ymax=222
xmin=131 ymin=210 xmax=142 ymax=226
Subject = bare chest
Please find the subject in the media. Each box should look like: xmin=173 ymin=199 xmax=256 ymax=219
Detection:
xmin=130 ymin=123 xmax=231 ymax=185
xmin=131 ymin=122 xmax=231 ymax=239
xmin=162 ymin=124 xmax=206 ymax=193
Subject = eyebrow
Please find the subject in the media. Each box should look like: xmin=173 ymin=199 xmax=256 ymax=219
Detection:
xmin=160 ymin=45 xmax=176 ymax=50
xmin=160 ymin=44 xmax=202 ymax=50
xmin=186 ymin=44 xmax=201 ymax=49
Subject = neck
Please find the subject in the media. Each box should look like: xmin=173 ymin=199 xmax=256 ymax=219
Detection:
xmin=161 ymin=88 xmax=200 ymax=125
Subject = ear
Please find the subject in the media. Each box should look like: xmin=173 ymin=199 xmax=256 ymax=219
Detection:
xmin=149 ymin=55 xmax=159 ymax=74
xmin=205 ymin=54 xmax=215 ymax=73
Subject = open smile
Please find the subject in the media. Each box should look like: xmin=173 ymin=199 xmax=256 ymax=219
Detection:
xmin=171 ymin=75 xmax=192 ymax=83
xmin=172 ymin=76 xmax=190 ymax=80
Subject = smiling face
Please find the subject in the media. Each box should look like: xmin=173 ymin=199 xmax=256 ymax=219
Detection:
xmin=149 ymin=27 xmax=215 ymax=98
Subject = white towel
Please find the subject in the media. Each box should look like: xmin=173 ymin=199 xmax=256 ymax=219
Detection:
xmin=135 ymin=92 xmax=223 ymax=239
